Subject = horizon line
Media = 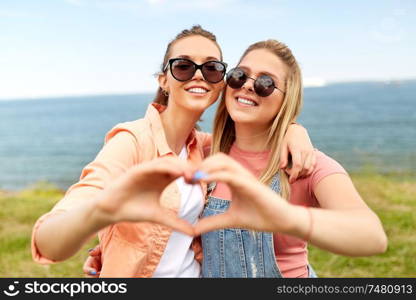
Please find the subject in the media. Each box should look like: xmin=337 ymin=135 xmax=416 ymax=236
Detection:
xmin=1 ymin=77 xmax=415 ymax=102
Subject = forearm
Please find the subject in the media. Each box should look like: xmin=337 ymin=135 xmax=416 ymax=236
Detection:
xmin=286 ymin=205 xmax=387 ymax=256
xmin=34 ymin=196 xmax=112 ymax=262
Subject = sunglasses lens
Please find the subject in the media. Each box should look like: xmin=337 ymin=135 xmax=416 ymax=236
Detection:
xmin=202 ymin=61 xmax=226 ymax=83
xmin=254 ymin=75 xmax=275 ymax=97
xmin=171 ymin=59 xmax=195 ymax=81
xmin=226 ymin=68 xmax=246 ymax=89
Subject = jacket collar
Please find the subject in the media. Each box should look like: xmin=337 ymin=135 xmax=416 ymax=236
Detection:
xmin=145 ymin=103 xmax=198 ymax=159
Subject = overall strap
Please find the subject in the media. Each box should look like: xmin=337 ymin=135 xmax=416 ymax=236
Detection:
xmin=207 ymin=181 xmax=217 ymax=194
xmin=269 ymin=172 xmax=281 ymax=194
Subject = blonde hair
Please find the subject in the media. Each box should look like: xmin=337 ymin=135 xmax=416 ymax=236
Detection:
xmin=211 ymin=40 xmax=303 ymax=200
xmin=153 ymin=25 xmax=223 ymax=105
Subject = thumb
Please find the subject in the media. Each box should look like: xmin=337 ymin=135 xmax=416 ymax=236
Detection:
xmin=193 ymin=213 xmax=234 ymax=236
xmin=153 ymin=208 xmax=195 ymax=237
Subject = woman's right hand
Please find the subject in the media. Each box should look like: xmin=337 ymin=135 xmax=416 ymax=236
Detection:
xmin=93 ymin=156 xmax=195 ymax=236
xmin=83 ymin=245 xmax=102 ymax=278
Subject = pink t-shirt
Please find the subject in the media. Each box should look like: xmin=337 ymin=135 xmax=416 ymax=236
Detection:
xmin=211 ymin=144 xmax=347 ymax=278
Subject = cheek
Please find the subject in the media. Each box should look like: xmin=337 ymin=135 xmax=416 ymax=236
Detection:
xmin=224 ymin=87 xmax=234 ymax=103
xmin=167 ymin=80 xmax=186 ymax=100
xmin=272 ymin=99 xmax=284 ymax=114
xmin=216 ymin=82 xmax=226 ymax=95
xmin=165 ymin=73 xmax=182 ymax=90
xmin=262 ymin=96 xmax=284 ymax=120
xmin=210 ymin=83 xmax=225 ymax=101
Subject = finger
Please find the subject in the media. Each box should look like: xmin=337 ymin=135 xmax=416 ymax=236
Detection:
xmin=83 ymin=265 xmax=96 ymax=276
xmin=279 ymin=145 xmax=289 ymax=169
xmin=196 ymin=154 xmax=251 ymax=182
xmin=143 ymin=162 xmax=185 ymax=179
xmin=85 ymin=269 xmax=100 ymax=278
xmin=183 ymin=164 xmax=199 ymax=184
xmin=85 ymin=271 xmax=100 ymax=278
xmin=83 ymin=257 xmax=99 ymax=277
xmin=299 ymin=152 xmax=313 ymax=178
xmin=200 ymin=170 xmax=244 ymax=190
xmin=310 ymin=150 xmax=318 ymax=174
xmin=302 ymin=149 xmax=318 ymax=177
xmin=198 ymin=153 xmax=235 ymax=173
xmin=153 ymin=165 xmax=184 ymax=181
xmin=138 ymin=156 xmax=190 ymax=178
xmin=186 ymin=170 xmax=209 ymax=184
xmin=162 ymin=157 xmax=194 ymax=174
xmin=304 ymin=152 xmax=315 ymax=177
xmin=289 ymin=151 xmax=302 ymax=183
xmin=193 ymin=213 xmax=234 ymax=236
xmin=284 ymin=166 xmax=292 ymax=177
xmin=153 ymin=209 xmax=195 ymax=237
xmin=130 ymin=162 xmax=186 ymax=189
xmin=88 ymin=245 xmax=101 ymax=257
xmin=88 ymin=255 xmax=102 ymax=269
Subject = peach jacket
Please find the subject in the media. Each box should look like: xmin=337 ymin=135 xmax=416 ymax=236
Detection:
xmin=31 ymin=103 xmax=211 ymax=277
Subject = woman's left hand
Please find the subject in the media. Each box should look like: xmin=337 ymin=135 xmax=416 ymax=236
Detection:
xmin=187 ymin=153 xmax=295 ymax=235
xmin=280 ymin=123 xmax=317 ymax=183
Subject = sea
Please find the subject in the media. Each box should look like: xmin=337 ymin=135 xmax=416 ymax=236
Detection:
xmin=0 ymin=80 xmax=415 ymax=190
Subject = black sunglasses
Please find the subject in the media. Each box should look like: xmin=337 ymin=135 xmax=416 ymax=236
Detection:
xmin=164 ymin=58 xmax=227 ymax=84
xmin=226 ymin=67 xmax=285 ymax=97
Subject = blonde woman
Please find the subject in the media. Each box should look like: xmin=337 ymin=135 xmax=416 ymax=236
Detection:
xmin=192 ymin=40 xmax=387 ymax=278
xmin=32 ymin=26 xmax=315 ymax=278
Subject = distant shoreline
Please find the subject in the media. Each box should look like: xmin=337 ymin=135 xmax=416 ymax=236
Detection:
xmin=1 ymin=78 xmax=415 ymax=102
xmin=1 ymin=84 xmax=414 ymax=191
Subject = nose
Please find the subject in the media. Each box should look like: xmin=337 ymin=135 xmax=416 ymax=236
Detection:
xmin=192 ymin=67 xmax=204 ymax=81
xmin=242 ymin=77 xmax=255 ymax=93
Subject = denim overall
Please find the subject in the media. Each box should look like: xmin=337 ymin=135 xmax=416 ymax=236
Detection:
xmin=201 ymin=174 xmax=318 ymax=278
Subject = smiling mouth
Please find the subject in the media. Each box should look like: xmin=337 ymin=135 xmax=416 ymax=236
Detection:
xmin=186 ymin=87 xmax=209 ymax=94
xmin=236 ymin=97 xmax=258 ymax=106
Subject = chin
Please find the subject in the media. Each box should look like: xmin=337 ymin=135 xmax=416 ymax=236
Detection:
xmin=228 ymin=113 xmax=256 ymax=125
xmin=235 ymin=119 xmax=257 ymax=125
xmin=183 ymin=100 xmax=212 ymax=113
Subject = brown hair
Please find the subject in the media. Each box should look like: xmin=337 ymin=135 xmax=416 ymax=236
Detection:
xmin=153 ymin=25 xmax=223 ymax=105
xmin=211 ymin=40 xmax=303 ymax=200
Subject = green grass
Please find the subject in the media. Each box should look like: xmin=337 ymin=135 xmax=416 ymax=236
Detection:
xmin=0 ymin=173 xmax=415 ymax=277
xmin=0 ymin=182 xmax=97 ymax=277
xmin=308 ymin=172 xmax=416 ymax=277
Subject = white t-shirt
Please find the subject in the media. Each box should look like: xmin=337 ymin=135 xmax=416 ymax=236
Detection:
xmin=152 ymin=146 xmax=204 ymax=277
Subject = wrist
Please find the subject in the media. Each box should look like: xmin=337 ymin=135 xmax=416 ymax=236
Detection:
xmin=283 ymin=204 xmax=312 ymax=240
xmin=89 ymin=192 xmax=117 ymax=229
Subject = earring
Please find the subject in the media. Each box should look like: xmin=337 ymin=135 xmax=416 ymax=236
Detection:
xmin=162 ymin=89 xmax=169 ymax=97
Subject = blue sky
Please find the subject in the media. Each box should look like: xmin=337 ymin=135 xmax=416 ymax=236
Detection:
xmin=1 ymin=0 xmax=415 ymax=100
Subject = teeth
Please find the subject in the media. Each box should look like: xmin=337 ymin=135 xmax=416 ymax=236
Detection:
xmin=188 ymin=87 xmax=208 ymax=94
xmin=237 ymin=97 xmax=256 ymax=106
